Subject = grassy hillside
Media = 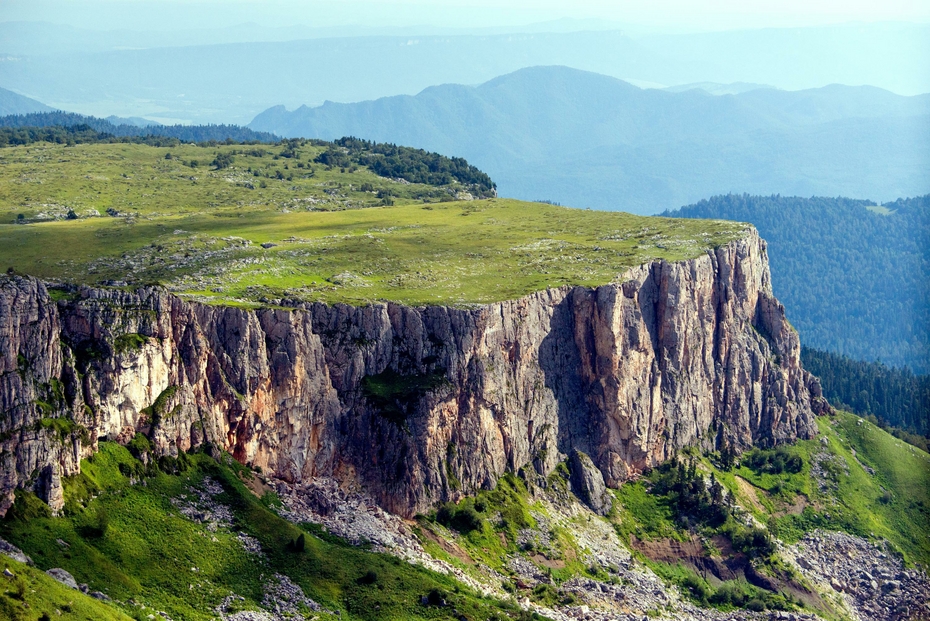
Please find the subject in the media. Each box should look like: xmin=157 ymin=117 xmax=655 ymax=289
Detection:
xmin=612 ymin=410 xmax=930 ymax=570
xmin=0 ymin=140 xmax=745 ymax=306
xmin=1 ymin=554 xmax=134 ymax=621
xmin=666 ymin=194 xmax=930 ymax=373
xmin=1 ymin=412 xmax=924 ymax=621
xmin=600 ymin=410 xmax=930 ymax=620
xmin=0 ymin=443 xmax=544 ymax=621
xmin=769 ymin=412 xmax=930 ymax=567
xmin=401 ymin=410 xmax=930 ymax=620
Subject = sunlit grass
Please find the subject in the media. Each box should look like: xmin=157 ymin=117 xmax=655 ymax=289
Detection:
xmin=0 ymin=141 xmax=747 ymax=306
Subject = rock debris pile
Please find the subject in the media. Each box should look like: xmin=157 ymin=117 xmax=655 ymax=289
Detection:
xmin=170 ymin=477 xmax=234 ymax=531
xmin=790 ymin=531 xmax=930 ymax=621
xmin=271 ymin=477 xmax=500 ymax=598
xmin=261 ymin=573 xmax=324 ymax=616
xmin=271 ymin=475 xmax=825 ymax=621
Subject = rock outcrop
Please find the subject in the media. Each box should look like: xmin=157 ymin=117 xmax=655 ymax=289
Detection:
xmin=0 ymin=229 xmax=824 ymax=517
xmin=568 ymin=450 xmax=612 ymax=515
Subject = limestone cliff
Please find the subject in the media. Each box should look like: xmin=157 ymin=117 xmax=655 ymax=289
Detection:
xmin=0 ymin=229 xmax=826 ymax=517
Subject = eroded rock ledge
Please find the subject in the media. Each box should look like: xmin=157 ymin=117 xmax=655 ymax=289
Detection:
xmin=0 ymin=228 xmax=825 ymax=517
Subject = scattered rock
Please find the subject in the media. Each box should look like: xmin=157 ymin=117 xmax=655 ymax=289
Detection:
xmin=170 ymin=477 xmax=233 ymax=531
xmin=0 ymin=537 xmax=32 ymax=565
xmin=789 ymin=530 xmax=930 ymax=621
xmin=261 ymin=572 xmax=324 ymax=615
xmin=46 ymin=567 xmax=79 ymax=590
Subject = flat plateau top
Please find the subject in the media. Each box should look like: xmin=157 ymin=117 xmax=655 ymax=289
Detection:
xmin=0 ymin=141 xmax=747 ymax=306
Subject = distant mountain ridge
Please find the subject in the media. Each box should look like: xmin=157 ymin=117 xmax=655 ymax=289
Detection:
xmin=250 ymin=66 xmax=930 ymax=213
xmin=1 ymin=22 xmax=928 ymax=124
xmin=0 ymin=86 xmax=51 ymax=116
xmin=664 ymin=82 xmax=776 ymax=95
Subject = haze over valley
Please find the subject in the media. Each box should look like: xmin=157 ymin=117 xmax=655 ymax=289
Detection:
xmin=0 ymin=3 xmax=928 ymax=621
xmin=251 ymin=65 xmax=930 ymax=213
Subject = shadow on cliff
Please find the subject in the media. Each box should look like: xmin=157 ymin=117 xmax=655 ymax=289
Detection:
xmin=538 ymin=288 xmax=599 ymax=469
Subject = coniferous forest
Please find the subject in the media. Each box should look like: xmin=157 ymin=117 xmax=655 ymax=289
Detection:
xmin=666 ymin=194 xmax=929 ymax=373
xmin=0 ymin=111 xmax=278 ymax=144
xmin=802 ymin=347 xmax=930 ymax=441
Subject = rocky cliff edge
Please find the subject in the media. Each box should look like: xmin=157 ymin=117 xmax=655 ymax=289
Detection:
xmin=0 ymin=228 xmax=826 ymax=517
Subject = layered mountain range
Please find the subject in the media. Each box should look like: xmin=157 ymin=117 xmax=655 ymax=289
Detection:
xmin=250 ymin=66 xmax=930 ymax=213
xmin=0 ymin=228 xmax=825 ymax=518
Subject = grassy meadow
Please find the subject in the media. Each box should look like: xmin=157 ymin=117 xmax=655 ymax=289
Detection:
xmin=0 ymin=141 xmax=747 ymax=306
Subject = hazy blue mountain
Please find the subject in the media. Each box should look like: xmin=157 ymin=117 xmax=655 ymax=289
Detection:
xmin=0 ymin=31 xmax=686 ymax=124
xmin=0 ymin=22 xmax=927 ymax=124
xmin=0 ymin=86 xmax=51 ymax=116
xmin=664 ymin=82 xmax=776 ymax=95
xmin=636 ymin=23 xmax=930 ymax=98
xmin=665 ymin=194 xmax=930 ymax=373
xmin=250 ymin=66 xmax=930 ymax=213
xmin=105 ymin=115 xmax=160 ymax=127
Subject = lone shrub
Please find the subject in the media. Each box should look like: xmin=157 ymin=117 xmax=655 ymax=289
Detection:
xmin=79 ymin=505 xmax=109 ymax=538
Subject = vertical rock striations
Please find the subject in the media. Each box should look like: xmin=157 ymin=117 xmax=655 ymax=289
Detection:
xmin=0 ymin=229 xmax=824 ymax=517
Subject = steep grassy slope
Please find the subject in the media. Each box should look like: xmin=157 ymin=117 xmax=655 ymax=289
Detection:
xmin=404 ymin=410 xmax=930 ymax=619
xmin=605 ymin=410 xmax=930 ymax=619
xmin=0 ymin=140 xmax=745 ymax=306
xmin=0 ymin=443 xmax=545 ymax=621
xmin=1 ymin=410 xmax=924 ymax=621
xmin=0 ymin=554 xmax=134 ymax=621
xmin=612 ymin=410 xmax=930 ymax=569
xmin=769 ymin=412 xmax=930 ymax=566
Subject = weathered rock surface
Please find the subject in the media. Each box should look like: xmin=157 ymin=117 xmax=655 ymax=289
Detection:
xmin=568 ymin=449 xmax=612 ymax=515
xmin=0 ymin=537 xmax=31 ymax=565
xmin=46 ymin=567 xmax=79 ymax=590
xmin=0 ymin=229 xmax=824 ymax=517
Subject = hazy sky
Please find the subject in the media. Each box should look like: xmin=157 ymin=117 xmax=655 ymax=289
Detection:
xmin=3 ymin=0 xmax=929 ymax=32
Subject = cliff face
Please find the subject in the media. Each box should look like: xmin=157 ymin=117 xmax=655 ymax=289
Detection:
xmin=0 ymin=229 xmax=824 ymax=517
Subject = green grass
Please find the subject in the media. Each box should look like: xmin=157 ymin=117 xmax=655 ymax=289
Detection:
xmin=0 ymin=554 xmax=134 ymax=621
xmin=768 ymin=412 xmax=930 ymax=567
xmin=1 ymin=443 xmax=547 ymax=621
xmin=604 ymin=411 xmax=930 ymax=617
xmin=613 ymin=410 xmax=930 ymax=569
xmin=611 ymin=480 xmax=687 ymax=542
xmin=112 ymin=333 xmax=148 ymax=354
xmin=422 ymin=474 xmax=535 ymax=574
xmin=0 ymin=141 xmax=746 ymax=306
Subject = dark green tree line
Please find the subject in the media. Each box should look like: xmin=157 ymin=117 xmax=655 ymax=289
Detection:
xmin=665 ymin=194 xmax=929 ymax=373
xmin=802 ymin=347 xmax=930 ymax=437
